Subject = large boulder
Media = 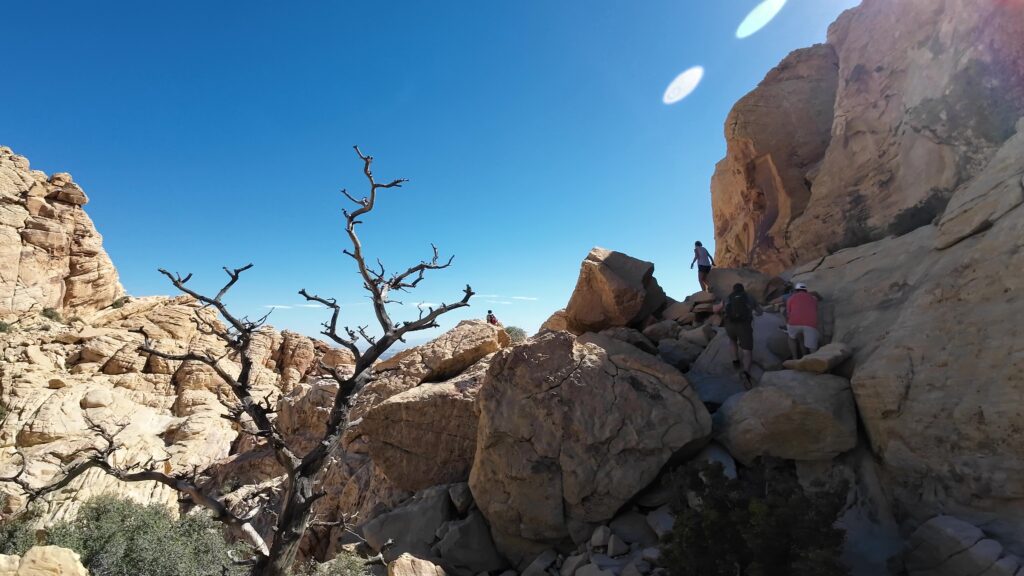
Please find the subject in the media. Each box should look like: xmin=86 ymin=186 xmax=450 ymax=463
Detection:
xmin=4 ymin=546 xmax=88 ymax=576
xmin=905 ymin=516 xmax=1020 ymax=576
xmin=714 ymin=370 xmax=857 ymax=465
xmin=349 ymin=320 xmax=510 ymax=425
xmin=389 ymin=554 xmax=447 ymax=576
xmin=362 ymin=356 xmax=493 ymax=491
xmin=469 ymin=331 xmax=711 ymax=561
xmin=362 ymin=485 xmax=454 ymax=562
xmin=563 ymin=248 xmax=667 ymax=334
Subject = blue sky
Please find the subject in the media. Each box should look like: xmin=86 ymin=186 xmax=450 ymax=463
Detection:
xmin=3 ymin=0 xmax=858 ymax=342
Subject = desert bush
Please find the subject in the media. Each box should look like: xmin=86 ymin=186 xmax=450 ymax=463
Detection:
xmin=0 ymin=321 xmax=10 ymax=333
xmin=662 ymin=459 xmax=848 ymax=576
xmin=111 ymin=296 xmax=130 ymax=309
xmin=0 ymin=494 xmax=38 ymax=555
xmin=40 ymin=308 xmax=63 ymax=323
xmin=48 ymin=495 xmax=247 ymax=576
xmin=505 ymin=326 xmax=527 ymax=343
xmin=299 ymin=552 xmax=371 ymax=576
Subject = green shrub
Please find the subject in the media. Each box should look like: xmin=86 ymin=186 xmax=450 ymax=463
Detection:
xmin=662 ymin=459 xmax=849 ymax=576
xmin=40 ymin=308 xmax=63 ymax=323
xmin=111 ymin=296 xmax=130 ymax=309
xmin=0 ymin=321 xmax=10 ymax=333
xmin=299 ymin=552 xmax=371 ymax=576
xmin=48 ymin=495 xmax=247 ymax=576
xmin=0 ymin=494 xmax=38 ymax=555
xmin=505 ymin=326 xmax=527 ymax=343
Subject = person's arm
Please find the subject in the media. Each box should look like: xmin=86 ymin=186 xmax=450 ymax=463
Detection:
xmin=751 ymin=295 xmax=763 ymax=316
xmin=708 ymin=250 xmax=715 ymax=267
xmin=690 ymin=249 xmax=698 ymax=269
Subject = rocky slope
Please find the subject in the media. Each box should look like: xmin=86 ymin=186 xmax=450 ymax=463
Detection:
xmin=710 ymin=0 xmax=1024 ymax=569
xmin=0 ymin=147 xmax=123 ymax=318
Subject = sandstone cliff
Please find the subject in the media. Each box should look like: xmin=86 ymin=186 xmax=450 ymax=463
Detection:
xmin=710 ymin=0 xmax=1024 ymax=566
xmin=713 ymin=0 xmax=1024 ymax=274
xmin=0 ymin=147 xmax=123 ymax=318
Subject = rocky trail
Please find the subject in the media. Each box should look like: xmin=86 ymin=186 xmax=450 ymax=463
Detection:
xmin=3 ymin=0 xmax=1024 ymax=575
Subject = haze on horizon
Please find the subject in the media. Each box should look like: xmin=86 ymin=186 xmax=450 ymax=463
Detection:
xmin=1 ymin=0 xmax=858 ymax=344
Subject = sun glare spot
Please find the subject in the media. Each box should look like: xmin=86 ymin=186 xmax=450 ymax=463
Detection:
xmin=736 ymin=0 xmax=788 ymax=39
xmin=663 ymin=66 xmax=705 ymax=105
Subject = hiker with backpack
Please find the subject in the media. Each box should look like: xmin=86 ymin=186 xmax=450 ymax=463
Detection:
xmin=715 ymin=283 xmax=762 ymax=386
xmin=690 ymin=241 xmax=715 ymax=292
xmin=785 ymin=282 xmax=820 ymax=360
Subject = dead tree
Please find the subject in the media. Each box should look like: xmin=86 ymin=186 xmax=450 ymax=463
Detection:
xmin=2 ymin=147 xmax=473 ymax=576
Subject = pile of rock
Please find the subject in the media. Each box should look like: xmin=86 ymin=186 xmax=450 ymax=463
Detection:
xmin=0 ymin=546 xmax=88 ymax=576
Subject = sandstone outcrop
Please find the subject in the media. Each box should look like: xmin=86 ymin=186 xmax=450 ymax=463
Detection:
xmin=906 ymin=516 xmax=1022 ymax=576
xmin=563 ymin=248 xmax=666 ymax=334
xmin=0 ymin=546 xmax=88 ymax=576
xmin=713 ymin=0 xmax=1024 ymax=273
xmin=0 ymin=147 xmax=123 ymax=317
xmin=470 ymin=331 xmax=711 ymax=561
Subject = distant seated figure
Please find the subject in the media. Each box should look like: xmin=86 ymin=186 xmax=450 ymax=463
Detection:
xmin=785 ymin=282 xmax=819 ymax=360
xmin=486 ymin=310 xmax=501 ymax=327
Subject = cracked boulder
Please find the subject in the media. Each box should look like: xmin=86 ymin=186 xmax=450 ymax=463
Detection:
xmin=362 ymin=356 xmax=494 ymax=492
xmin=905 ymin=516 xmax=1020 ymax=576
xmin=469 ymin=331 xmax=711 ymax=562
xmin=563 ymin=247 xmax=667 ymax=334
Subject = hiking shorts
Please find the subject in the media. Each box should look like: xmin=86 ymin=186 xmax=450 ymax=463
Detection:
xmin=787 ymin=325 xmax=820 ymax=351
xmin=698 ymin=265 xmax=712 ymax=274
xmin=725 ymin=320 xmax=754 ymax=351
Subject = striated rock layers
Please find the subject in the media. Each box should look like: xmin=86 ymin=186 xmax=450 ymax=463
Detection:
xmin=713 ymin=0 xmax=1024 ymax=274
xmin=0 ymin=147 xmax=123 ymax=317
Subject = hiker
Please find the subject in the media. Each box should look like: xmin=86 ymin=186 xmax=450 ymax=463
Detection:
xmin=785 ymin=282 xmax=819 ymax=360
xmin=486 ymin=310 xmax=501 ymax=327
xmin=690 ymin=241 xmax=715 ymax=292
xmin=715 ymin=283 xmax=762 ymax=387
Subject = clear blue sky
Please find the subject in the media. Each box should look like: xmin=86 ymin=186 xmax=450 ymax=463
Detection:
xmin=3 ymin=0 xmax=858 ymax=342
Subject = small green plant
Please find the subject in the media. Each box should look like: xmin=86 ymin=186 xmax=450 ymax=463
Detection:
xmin=505 ymin=326 xmax=527 ymax=343
xmin=0 ymin=321 xmax=10 ymax=333
xmin=47 ymin=495 xmax=248 ymax=576
xmin=662 ymin=459 xmax=849 ymax=576
xmin=299 ymin=552 xmax=371 ymax=576
xmin=68 ymin=316 xmax=84 ymax=324
xmin=40 ymin=308 xmax=63 ymax=323
xmin=0 ymin=494 xmax=38 ymax=555
xmin=110 ymin=296 xmax=130 ymax=309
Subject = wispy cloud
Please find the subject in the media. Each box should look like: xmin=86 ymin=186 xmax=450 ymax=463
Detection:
xmin=263 ymin=304 xmax=293 ymax=309
xmin=296 ymin=303 xmax=326 ymax=308
xmin=474 ymin=294 xmax=539 ymax=302
xmin=511 ymin=296 xmax=539 ymax=301
xmin=484 ymin=300 xmax=513 ymax=305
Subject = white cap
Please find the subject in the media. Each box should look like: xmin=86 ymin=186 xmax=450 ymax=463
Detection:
xmin=794 ymin=282 xmax=808 ymax=291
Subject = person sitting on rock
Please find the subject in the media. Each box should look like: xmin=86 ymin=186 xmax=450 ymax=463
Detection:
xmin=486 ymin=310 xmax=502 ymax=327
xmin=690 ymin=241 xmax=715 ymax=292
xmin=716 ymin=283 xmax=762 ymax=387
xmin=785 ymin=282 xmax=820 ymax=360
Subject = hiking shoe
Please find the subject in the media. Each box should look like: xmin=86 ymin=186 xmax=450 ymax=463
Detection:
xmin=741 ymin=371 xmax=753 ymax=390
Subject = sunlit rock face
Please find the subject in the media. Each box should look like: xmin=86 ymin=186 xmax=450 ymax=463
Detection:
xmin=0 ymin=146 xmax=124 ymax=317
xmin=713 ymin=0 xmax=1024 ymax=274
xmin=712 ymin=0 xmax=1024 ymax=555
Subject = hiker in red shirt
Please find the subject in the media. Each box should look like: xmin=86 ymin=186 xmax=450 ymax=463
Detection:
xmin=486 ymin=310 xmax=502 ymax=327
xmin=785 ymin=282 xmax=819 ymax=360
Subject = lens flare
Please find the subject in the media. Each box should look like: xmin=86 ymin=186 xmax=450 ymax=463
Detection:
xmin=663 ymin=66 xmax=705 ymax=105
xmin=736 ymin=0 xmax=788 ymax=39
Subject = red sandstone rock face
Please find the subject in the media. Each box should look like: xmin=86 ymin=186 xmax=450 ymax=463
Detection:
xmin=713 ymin=0 xmax=1024 ymax=273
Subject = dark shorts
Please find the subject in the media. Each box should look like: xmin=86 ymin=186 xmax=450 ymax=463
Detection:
xmin=698 ymin=265 xmax=712 ymax=274
xmin=725 ymin=320 xmax=754 ymax=351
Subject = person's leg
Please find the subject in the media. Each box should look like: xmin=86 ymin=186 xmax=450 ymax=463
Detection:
xmin=786 ymin=325 xmax=801 ymax=360
xmin=739 ymin=322 xmax=755 ymax=375
xmin=804 ymin=327 xmax=820 ymax=353
xmin=725 ymin=323 xmax=741 ymax=367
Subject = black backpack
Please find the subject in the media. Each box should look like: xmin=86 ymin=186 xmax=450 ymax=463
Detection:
xmin=726 ymin=292 xmax=752 ymax=322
